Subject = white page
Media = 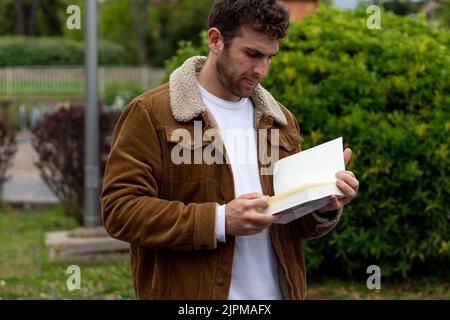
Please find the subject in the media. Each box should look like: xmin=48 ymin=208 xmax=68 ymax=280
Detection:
xmin=273 ymin=137 xmax=345 ymax=194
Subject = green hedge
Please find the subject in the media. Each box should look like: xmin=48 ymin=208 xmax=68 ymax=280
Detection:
xmin=164 ymin=7 xmax=450 ymax=278
xmin=0 ymin=37 xmax=127 ymax=66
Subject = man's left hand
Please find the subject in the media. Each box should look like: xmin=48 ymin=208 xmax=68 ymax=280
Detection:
xmin=318 ymin=148 xmax=359 ymax=213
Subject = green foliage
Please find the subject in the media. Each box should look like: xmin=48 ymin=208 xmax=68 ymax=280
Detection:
xmin=164 ymin=7 xmax=450 ymax=278
xmin=435 ymin=0 xmax=450 ymax=28
xmin=0 ymin=120 xmax=16 ymax=190
xmin=0 ymin=0 xmax=68 ymax=37
xmin=103 ymin=82 xmax=145 ymax=107
xmin=0 ymin=37 xmax=127 ymax=66
xmin=150 ymin=0 xmax=213 ymax=66
xmin=373 ymin=0 xmax=425 ymax=16
xmin=98 ymin=0 xmax=212 ymax=66
xmin=162 ymin=31 xmax=209 ymax=83
xmin=0 ymin=0 xmax=212 ymax=67
xmin=97 ymin=0 xmax=137 ymax=64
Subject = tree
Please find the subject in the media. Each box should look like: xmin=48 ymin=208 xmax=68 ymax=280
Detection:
xmin=148 ymin=0 xmax=212 ymax=66
xmin=378 ymin=0 xmax=425 ymax=16
xmin=435 ymin=0 xmax=450 ymax=27
xmin=131 ymin=0 xmax=151 ymax=64
xmin=0 ymin=0 xmax=66 ymax=36
xmin=98 ymin=0 xmax=212 ymax=66
xmin=98 ymin=0 xmax=138 ymax=63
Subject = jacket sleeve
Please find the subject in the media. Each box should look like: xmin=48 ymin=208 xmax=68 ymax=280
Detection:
xmin=288 ymin=111 xmax=343 ymax=240
xmin=100 ymin=99 xmax=217 ymax=250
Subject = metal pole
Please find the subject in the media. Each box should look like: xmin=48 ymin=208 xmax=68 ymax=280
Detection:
xmin=84 ymin=0 xmax=100 ymax=228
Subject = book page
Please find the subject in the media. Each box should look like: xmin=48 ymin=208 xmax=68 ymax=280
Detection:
xmin=273 ymin=137 xmax=345 ymax=195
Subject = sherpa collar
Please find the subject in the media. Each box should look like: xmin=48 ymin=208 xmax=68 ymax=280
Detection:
xmin=168 ymin=56 xmax=287 ymax=127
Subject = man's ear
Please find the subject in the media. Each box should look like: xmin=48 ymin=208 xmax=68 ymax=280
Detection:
xmin=208 ymin=27 xmax=223 ymax=55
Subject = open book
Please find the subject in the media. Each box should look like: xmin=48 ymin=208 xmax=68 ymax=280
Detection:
xmin=262 ymin=137 xmax=345 ymax=224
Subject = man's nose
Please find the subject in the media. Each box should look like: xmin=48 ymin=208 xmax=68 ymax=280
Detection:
xmin=253 ymin=59 xmax=269 ymax=78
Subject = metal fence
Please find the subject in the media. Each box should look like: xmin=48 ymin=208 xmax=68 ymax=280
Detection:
xmin=0 ymin=66 xmax=165 ymax=97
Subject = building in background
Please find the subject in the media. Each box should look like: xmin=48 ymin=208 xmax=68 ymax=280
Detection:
xmin=280 ymin=0 xmax=361 ymax=20
xmin=281 ymin=0 xmax=319 ymax=20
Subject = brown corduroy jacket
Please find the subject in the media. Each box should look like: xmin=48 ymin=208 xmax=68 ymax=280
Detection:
xmin=100 ymin=56 xmax=342 ymax=300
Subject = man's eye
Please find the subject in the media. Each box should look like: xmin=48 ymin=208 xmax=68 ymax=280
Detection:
xmin=246 ymin=51 xmax=262 ymax=58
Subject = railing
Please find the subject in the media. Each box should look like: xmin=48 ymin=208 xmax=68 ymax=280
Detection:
xmin=0 ymin=66 xmax=165 ymax=97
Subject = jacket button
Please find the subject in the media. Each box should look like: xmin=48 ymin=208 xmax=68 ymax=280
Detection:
xmin=216 ymin=277 xmax=224 ymax=286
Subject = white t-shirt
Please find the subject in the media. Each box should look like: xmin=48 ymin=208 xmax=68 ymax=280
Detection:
xmin=197 ymin=81 xmax=282 ymax=300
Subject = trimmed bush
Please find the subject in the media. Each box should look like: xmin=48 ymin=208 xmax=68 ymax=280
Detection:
xmin=0 ymin=120 xmax=16 ymax=190
xmin=32 ymin=105 xmax=120 ymax=224
xmin=0 ymin=37 xmax=127 ymax=66
xmin=164 ymin=8 xmax=450 ymax=278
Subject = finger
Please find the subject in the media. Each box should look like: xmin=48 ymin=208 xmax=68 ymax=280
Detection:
xmin=238 ymin=192 xmax=263 ymax=200
xmin=244 ymin=196 xmax=269 ymax=209
xmin=329 ymin=195 xmax=341 ymax=208
xmin=336 ymin=170 xmax=356 ymax=179
xmin=248 ymin=211 xmax=279 ymax=225
xmin=336 ymin=180 xmax=356 ymax=198
xmin=336 ymin=172 xmax=359 ymax=191
xmin=318 ymin=195 xmax=340 ymax=213
xmin=343 ymin=148 xmax=352 ymax=167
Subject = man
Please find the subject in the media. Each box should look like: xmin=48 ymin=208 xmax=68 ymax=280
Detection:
xmin=101 ymin=0 xmax=359 ymax=300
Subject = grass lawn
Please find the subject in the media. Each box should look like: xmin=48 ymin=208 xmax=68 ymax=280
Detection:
xmin=0 ymin=80 xmax=85 ymax=97
xmin=0 ymin=205 xmax=134 ymax=300
xmin=306 ymin=276 xmax=450 ymax=300
xmin=0 ymin=205 xmax=448 ymax=300
xmin=0 ymin=80 xmax=145 ymax=98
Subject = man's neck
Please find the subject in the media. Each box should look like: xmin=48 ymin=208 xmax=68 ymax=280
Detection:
xmin=196 ymin=58 xmax=241 ymax=102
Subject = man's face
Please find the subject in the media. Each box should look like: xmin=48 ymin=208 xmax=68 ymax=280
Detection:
xmin=215 ymin=27 xmax=280 ymax=98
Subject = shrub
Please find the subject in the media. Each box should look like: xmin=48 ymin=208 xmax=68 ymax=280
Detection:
xmin=0 ymin=37 xmax=127 ymax=66
xmin=31 ymin=105 xmax=120 ymax=224
xmin=0 ymin=120 xmax=16 ymax=191
xmin=103 ymin=82 xmax=145 ymax=108
xmin=164 ymin=7 xmax=450 ymax=278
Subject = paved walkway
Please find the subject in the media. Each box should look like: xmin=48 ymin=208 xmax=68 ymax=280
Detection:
xmin=1 ymin=133 xmax=59 ymax=205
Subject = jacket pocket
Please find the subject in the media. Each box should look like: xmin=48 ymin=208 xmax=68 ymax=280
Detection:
xmin=266 ymin=129 xmax=302 ymax=158
xmin=165 ymin=127 xmax=212 ymax=182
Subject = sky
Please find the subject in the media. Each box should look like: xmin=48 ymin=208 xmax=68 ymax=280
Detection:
xmin=333 ymin=0 xmax=360 ymax=9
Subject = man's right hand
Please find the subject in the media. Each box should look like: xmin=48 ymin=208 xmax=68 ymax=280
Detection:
xmin=225 ymin=192 xmax=279 ymax=236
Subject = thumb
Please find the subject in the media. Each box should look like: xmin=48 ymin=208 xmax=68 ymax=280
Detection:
xmin=344 ymin=148 xmax=352 ymax=167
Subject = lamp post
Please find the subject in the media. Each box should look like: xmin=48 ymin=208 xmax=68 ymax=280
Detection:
xmin=84 ymin=0 xmax=100 ymax=228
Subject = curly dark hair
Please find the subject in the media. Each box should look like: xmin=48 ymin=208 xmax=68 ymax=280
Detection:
xmin=208 ymin=0 xmax=290 ymax=47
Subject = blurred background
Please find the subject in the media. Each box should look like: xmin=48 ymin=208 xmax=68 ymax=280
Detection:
xmin=0 ymin=0 xmax=448 ymax=299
